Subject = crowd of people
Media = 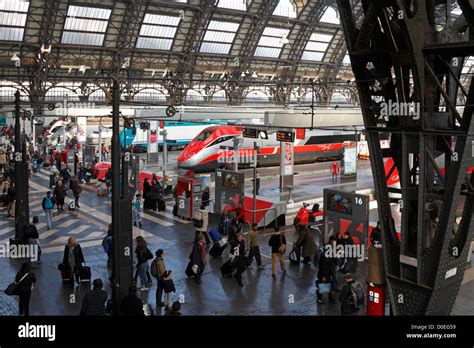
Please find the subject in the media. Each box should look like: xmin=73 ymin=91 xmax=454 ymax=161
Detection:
xmin=2 ymin=132 xmax=366 ymax=317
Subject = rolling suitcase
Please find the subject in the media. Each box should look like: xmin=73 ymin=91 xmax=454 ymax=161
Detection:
xmin=209 ymin=243 xmax=227 ymax=258
xmin=158 ymin=199 xmax=166 ymax=212
xmin=185 ymin=262 xmax=195 ymax=278
xmin=79 ymin=265 xmax=91 ymax=282
xmin=220 ymin=260 xmax=234 ymax=278
xmin=209 ymin=228 xmax=222 ymax=243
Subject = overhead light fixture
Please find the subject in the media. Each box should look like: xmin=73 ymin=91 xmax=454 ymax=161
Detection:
xmin=151 ymin=70 xmax=155 ymax=77
xmin=252 ymin=71 xmax=258 ymax=78
xmin=40 ymin=44 xmax=51 ymax=54
xmin=121 ymin=57 xmax=130 ymax=69
xmin=68 ymin=68 xmax=72 ymax=74
xmin=220 ymin=71 xmax=226 ymax=79
xmin=259 ymin=130 xmax=268 ymax=139
xmin=241 ymin=71 xmax=246 ymax=77
xmin=11 ymin=52 xmax=20 ymax=62
xmin=79 ymin=65 xmax=87 ymax=74
xmin=279 ymin=33 xmax=289 ymax=45
xmin=11 ymin=52 xmax=21 ymax=66
xmin=163 ymin=68 xmax=168 ymax=77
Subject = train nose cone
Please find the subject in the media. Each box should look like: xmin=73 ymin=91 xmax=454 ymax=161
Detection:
xmin=177 ymin=148 xmax=196 ymax=167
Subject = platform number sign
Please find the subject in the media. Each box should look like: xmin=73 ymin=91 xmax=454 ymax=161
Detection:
xmin=15 ymin=152 xmax=22 ymax=162
xmin=355 ymin=197 xmax=363 ymax=205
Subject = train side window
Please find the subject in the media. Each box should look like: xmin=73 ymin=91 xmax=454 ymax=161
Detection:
xmin=206 ymin=136 xmax=233 ymax=148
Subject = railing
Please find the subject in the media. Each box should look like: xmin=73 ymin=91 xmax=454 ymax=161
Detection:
xmin=244 ymin=207 xmax=278 ymax=234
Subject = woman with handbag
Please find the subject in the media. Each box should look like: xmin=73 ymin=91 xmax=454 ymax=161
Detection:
xmin=134 ymin=236 xmax=153 ymax=291
xmin=62 ymin=237 xmax=85 ymax=287
xmin=194 ymin=204 xmax=210 ymax=244
xmin=15 ymin=262 xmax=36 ymax=316
xmin=268 ymin=226 xmax=287 ymax=279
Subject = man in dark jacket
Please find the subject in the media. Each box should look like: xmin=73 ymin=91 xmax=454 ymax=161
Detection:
xmin=120 ymin=285 xmax=145 ymax=316
xmin=80 ymin=278 xmax=108 ymax=316
xmin=316 ymin=251 xmax=335 ymax=303
xmin=294 ymin=223 xmax=316 ymax=264
xmin=339 ymin=273 xmax=359 ymax=316
xmin=268 ymin=226 xmax=286 ymax=278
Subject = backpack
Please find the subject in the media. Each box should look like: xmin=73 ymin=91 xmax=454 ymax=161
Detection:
xmin=350 ymin=282 xmax=365 ymax=307
xmin=102 ymin=236 xmax=112 ymax=254
xmin=150 ymin=258 xmax=163 ymax=279
xmin=44 ymin=196 xmax=53 ymax=209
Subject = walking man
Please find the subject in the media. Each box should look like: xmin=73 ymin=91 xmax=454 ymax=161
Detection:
xmin=42 ymin=191 xmax=55 ymax=230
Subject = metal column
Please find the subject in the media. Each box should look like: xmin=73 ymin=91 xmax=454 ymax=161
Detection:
xmin=14 ymin=90 xmax=29 ymax=241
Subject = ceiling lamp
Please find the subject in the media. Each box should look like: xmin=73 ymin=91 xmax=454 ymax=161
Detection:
xmin=279 ymin=33 xmax=290 ymax=45
xmin=79 ymin=65 xmax=87 ymax=74
xmin=241 ymin=71 xmax=246 ymax=77
xmin=252 ymin=71 xmax=258 ymax=78
xmin=11 ymin=52 xmax=20 ymax=62
xmin=163 ymin=68 xmax=168 ymax=77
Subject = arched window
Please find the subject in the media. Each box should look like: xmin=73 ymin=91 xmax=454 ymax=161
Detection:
xmin=45 ymin=87 xmax=80 ymax=102
xmin=245 ymin=90 xmax=269 ymax=103
xmin=320 ymin=6 xmax=340 ymax=24
xmin=186 ymin=89 xmax=204 ymax=103
xmin=89 ymin=88 xmax=106 ymax=102
xmin=212 ymin=89 xmax=227 ymax=103
xmin=133 ymin=88 xmax=167 ymax=102
xmin=273 ymin=0 xmax=297 ymax=18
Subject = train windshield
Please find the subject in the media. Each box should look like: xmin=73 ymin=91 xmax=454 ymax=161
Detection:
xmin=195 ymin=130 xmax=213 ymax=142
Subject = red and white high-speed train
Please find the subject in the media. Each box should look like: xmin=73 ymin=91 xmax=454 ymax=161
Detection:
xmin=177 ymin=125 xmax=356 ymax=172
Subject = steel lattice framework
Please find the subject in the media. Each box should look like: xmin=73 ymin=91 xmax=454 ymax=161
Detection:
xmin=337 ymin=0 xmax=474 ymax=315
xmin=0 ymin=0 xmax=360 ymax=109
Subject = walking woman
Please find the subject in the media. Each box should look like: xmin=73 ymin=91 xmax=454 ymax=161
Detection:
xmin=134 ymin=236 xmax=153 ymax=291
xmin=15 ymin=262 xmax=36 ymax=316
xmin=71 ymin=176 xmax=82 ymax=208
xmin=62 ymin=237 xmax=85 ymax=287
xmin=143 ymin=177 xmax=152 ymax=210
xmin=54 ymin=180 xmax=67 ymax=211
xmin=190 ymin=234 xmax=207 ymax=284
xmin=150 ymin=177 xmax=161 ymax=212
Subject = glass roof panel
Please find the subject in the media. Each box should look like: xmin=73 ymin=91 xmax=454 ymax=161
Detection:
xmin=136 ymin=14 xmax=181 ymax=51
xmin=273 ymin=0 xmax=297 ymax=18
xmin=0 ymin=0 xmax=29 ymax=41
xmin=254 ymin=47 xmax=281 ymax=58
xmin=255 ymin=27 xmax=289 ymax=57
xmin=207 ymin=20 xmax=240 ymax=32
xmin=0 ymin=26 xmax=23 ymax=41
xmin=200 ymin=20 xmax=239 ymax=54
xmin=301 ymin=51 xmax=324 ymax=61
xmin=136 ymin=37 xmax=173 ymax=50
xmin=61 ymin=5 xmax=111 ymax=46
xmin=200 ymin=42 xmax=232 ymax=54
xmin=62 ymin=31 xmax=104 ymax=46
xmin=309 ymin=33 xmax=333 ymax=42
xmin=0 ymin=0 xmax=29 ymax=12
xmin=343 ymin=53 xmax=351 ymax=65
xmin=320 ymin=6 xmax=340 ymax=24
xmin=218 ymin=0 xmax=247 ymax=11
xmin=143 ymin=13 xmax=181 ymax=26
xmin=301 ymin=31 xmax=332 ymax=62
xmin=67 ymin=5 xmax=111 ymax=20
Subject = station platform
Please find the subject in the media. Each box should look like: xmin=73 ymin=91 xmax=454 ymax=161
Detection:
xmin=0 ymin=169 xmax=473 ymax=316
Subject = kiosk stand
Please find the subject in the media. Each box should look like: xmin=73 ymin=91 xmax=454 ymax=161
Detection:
xmin=176 ymin=176 xmax=202 ymax=220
